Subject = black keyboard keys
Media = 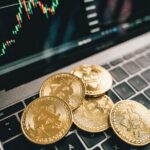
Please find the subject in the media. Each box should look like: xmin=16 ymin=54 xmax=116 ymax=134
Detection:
xmin=102 ymin=136 xmax=145 ymax=150
xmin=145 ymin=88 xmax=150 ymax=99
xmin=102 ymin=136 xmax=130 ymax=150
xmin=133 ymin=94 xmax=150 ymax=109
xmin=56 ymin=133 xmax=85 ymax=150
xmin=102 ymin=64 xmax=110 ymax=69
xmin=110 ymin=67 xmax=129 ymax=82
xmin=114 ymin=82 xmax=135 ymax=99
xmin=4 ymin=135 xmax=55 ymax=150
xmin=122 ymin=61 xmax=141 ymax=74
xmin=107 ymin=90 xmax=120 ymax=103
xmin=123 ymin=53 xmax=134 ymax=60
xmin=24 ymin=94 xmax=39 ymax=105
xmin=128 ymin=76 xmax=148 ymax=91
xmin=141 ymin=144 xmax=150 ymax=150
xmin=93 ymin=147 xmax=102 ymax=150
xmin=142 ymin=69 xmax=150 ymax=83
xmin=135 ymin=56 xmax=150 ymax=68
xmin=0 ymin=102 xmax=24 ymax=120
xmin=135 ymin=48 xmax=146 ymax=54
xmin=0 ymin=116 xmax=21 ymax=142
xmin=110 ymin=58 xmax=123 ymax=66
xmin=78 ymin=130 xmax=105 ymax=148
xmin=146 ymin=52 xmax=150 ymax=59
xmin=18 ymin=111 xmax=23 ymax=120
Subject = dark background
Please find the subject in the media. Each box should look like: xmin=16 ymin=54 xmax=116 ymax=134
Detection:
xmin=0 ymin=0 xmax=150 ymax=66
xmin=0 ymin=0 xmax=149 ymax=89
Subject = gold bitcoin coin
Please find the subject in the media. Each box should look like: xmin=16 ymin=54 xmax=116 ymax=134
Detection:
xmin=21 ymin=96 xmax=72 ymax=145
xmin=73 ymin=95 xmax=114 ymax=132
xmin=71 ymin=64 xmax=112 ymax=97
xmin=110 ymin=100 xmax=150 ymax=146
xmin=40 ymin=73 xmax=85 ymax=110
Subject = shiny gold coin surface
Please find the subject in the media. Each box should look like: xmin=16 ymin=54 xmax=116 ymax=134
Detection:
xmin=71 ymin=64 xmax=113 ymax=96
xmin=21 ymin=96 xmax=72 ymax=145
xmin=73 ymin=95 xmax=114 ymax=132
xmin=40 ymin=73 xmax=85 ymax=110
xmin=110 ymin=100 xmax=150 ymax=146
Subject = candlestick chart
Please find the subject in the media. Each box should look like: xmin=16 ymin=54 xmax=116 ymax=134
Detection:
xmin=0 ymin=0 xmax=59 ymax=57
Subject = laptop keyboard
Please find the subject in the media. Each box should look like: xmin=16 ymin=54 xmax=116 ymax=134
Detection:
xmin=0 ymin=46 xmax=150 ymax=150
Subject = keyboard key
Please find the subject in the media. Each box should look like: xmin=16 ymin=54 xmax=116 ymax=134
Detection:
xmin=24 ymin=94 xmax=39 ymax=105
xmin=102 ymin=64 xmax=110 ymax=69
xmin=78 ymin=130 xmax=105 ymax=148
xmin=103 ymin=138 xmax=144 ymax=150
xmin=128 ymin=76 xmax=148 ymax=91
xmin=145 ymin=88 xmax=150 ymax=99
xmin=135 ymin=48 xmax=146 ymax=54
xmin=107 ymin=90 xmax=120 ymax=103
xmin=113 ymin=80 xmax=116 ymax=85
xmin=93 ymin=147 xmax=102 ymax=150
xmin=105 ymin=128 xmax=114 ymax=136
xmin=145 ymin=45 xmax=150 ymax=49
xmin=18 ymin=111 xmax=23 ymax=120
xmin=122 ymin=61 xmax=141 ymax=74
xmin=142 ymin=69 xmax=150 ymax=82
xmin=0 ymin=116 xmax=21 ymax=142
xmin=110 ymin=67 xmax=129 ymax=82
xmin=146 ymin=52 xmax=150 ymax=59
xmin=56 ymin=133 xmax=85 ymax=150
xmin=135 ymin=56 xmax=150 ymax=68
xmin=123 ymin=53 xmax=134 ymax=60
xmin=70 ymin=124 xmax=77 ymax=131
xmin=4 ymin=135 xmax=55 ymax=150
xmin=0 ymin=141 xmax=3 ymax=149
xmin=114 ymin=83 xmax=135 ymax=99
xmin=0 ymin=102 xmax=24 ymax=120
xmin=110 ymin=58 xmax=123 ymax=66
xmin=102 ymin=135 xmax=141 ymax=150
xmin=141 ymin=144 xmax=150 ymax=150
xmin=102 ymin=135 xmax=130 ymax=150
xmin=133 ymin=94 xmax=150 ymax=109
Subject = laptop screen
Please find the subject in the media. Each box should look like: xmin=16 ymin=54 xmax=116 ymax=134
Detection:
xmin=0 ymin=0 xmax=150 ymax=75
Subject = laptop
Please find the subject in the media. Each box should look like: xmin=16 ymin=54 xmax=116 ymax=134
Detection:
xmin=0 ymin=0 xmax=150 ymax=149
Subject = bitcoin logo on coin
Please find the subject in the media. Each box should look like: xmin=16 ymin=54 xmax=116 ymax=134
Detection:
xmin=21 ymin=96 xmax=72 ymax=144
xmin=40 ymin=73 xmax=85 ymax=110
xmin=73 ymin=95 xmax=114 ymax=132
xmin=110 ymin=100 xmax=150 ymax=146
xmin=71 ymin=64 xmax=112 ymax=96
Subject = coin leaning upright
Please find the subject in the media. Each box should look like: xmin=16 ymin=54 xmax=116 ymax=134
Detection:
xmin=40 ymin=73 xmax=85 ymax=110
xmin=71 ymin=64 xmax=113 ymax=97
xmin=21 ymin=96 xmax=72 ymax=145
xmin=73 ymin=95 xmax=114 ymax=132
xmin=110 ymin=100 xmax=150 ymax=146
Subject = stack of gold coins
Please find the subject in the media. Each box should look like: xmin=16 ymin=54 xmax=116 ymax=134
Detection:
xmin=21 ymin=73 xmax=85 ymax=145
xmin=71 ymin=64 xmax=114 ymax=133
xmin=21 ymin=64 xmax=150 ymax=147
xmin=71 ymin=64 xmax=150 ymax=146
